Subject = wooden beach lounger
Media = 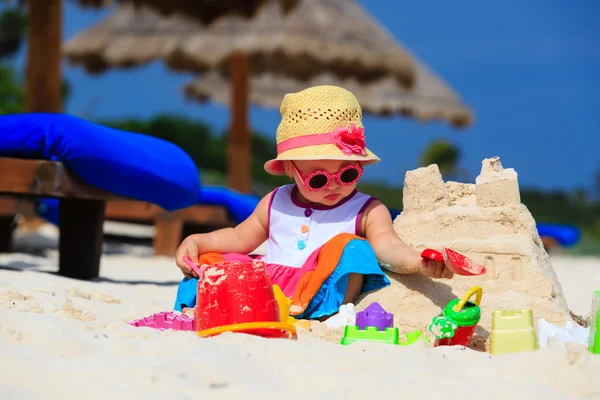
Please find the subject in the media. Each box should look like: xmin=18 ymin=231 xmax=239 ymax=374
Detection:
xmin=0 ymin=157 xmax=232 ymax=280
xmin=0 ymin=157 xmax=122 ymax=280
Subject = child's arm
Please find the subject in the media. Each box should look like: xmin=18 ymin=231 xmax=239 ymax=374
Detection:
xmin=361 ymin=200 xmax=453 ymax=279
xmin=175 ymin=191 xmax=272 ymax=277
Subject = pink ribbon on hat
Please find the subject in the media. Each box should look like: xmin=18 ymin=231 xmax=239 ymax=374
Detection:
xmin=277 ymin=124 xmax=367 ymax=156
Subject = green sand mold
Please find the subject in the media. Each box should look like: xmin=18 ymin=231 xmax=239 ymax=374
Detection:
xmin=590 ymin=290 xmax=600 ymax=355
xmin=341 ymin=326 xmax=399 ymax=345
xmin=400 ymin=330 xmax=430 ymax=346
xmin=340 ymin=326 xmax=427 ymax=346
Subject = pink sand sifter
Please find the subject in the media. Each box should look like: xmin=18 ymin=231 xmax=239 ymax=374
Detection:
xmin=128 ymin=311 xmax=194 ymax=331
xmin=421 ymin=248 xmax=487 ymax=276
xmin=183 ymin=256 xmax=202 ymax=276
xmin=127 ymin=256 xmax=202 ymax=332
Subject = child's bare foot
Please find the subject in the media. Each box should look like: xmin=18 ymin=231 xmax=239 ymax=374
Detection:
xmin=182 ymin=307 xmax=195 ymax=317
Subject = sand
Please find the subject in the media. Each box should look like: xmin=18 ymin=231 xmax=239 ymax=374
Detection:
xmin=1 ymin=156 xmax=600 ymax=398
xmin=0 ymin=228 xmax=599 ymax=399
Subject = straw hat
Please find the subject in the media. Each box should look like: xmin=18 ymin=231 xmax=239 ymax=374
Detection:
xmin=264 ymin=85 xmax=380 ymax=175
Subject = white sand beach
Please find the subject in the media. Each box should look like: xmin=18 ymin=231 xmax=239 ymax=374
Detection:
xmin=0 ymin=222 xmax=599 ymax=400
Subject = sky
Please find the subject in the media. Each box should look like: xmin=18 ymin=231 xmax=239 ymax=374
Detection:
xmin=13 ymin=0 xmax=600 ymax=192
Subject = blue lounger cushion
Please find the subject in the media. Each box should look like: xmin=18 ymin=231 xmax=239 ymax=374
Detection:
xmin=0 ymin=113 xmax=201 ymax=211
xmin=537 ymin=223 xmax=581 ymax=247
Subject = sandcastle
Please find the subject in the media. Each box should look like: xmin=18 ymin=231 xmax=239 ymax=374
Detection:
xmin=359 ymin=156 xmax=571 ymax=350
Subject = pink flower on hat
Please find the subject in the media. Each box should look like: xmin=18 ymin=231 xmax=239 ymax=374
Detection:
xmin=331 ymin=124 xmax=367 ymax=156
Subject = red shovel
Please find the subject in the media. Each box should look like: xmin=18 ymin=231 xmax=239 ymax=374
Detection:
xmin=421 ymin=248 xmax=487 ymax=276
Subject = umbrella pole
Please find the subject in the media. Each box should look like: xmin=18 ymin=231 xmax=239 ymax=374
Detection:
xmin=20 ymin=0 xmax=62 ymax=231
xmin=228 ymin=53 xmax=251 ymax=193
xmin=25 ymin=0 xmax=62 ymax=113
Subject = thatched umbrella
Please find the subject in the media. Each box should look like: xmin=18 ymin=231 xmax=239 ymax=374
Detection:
xmin=63 ymin=1 xmax=448 ymax=192
xmin=184 ymin=67 xmax=473 ymax=128
xmin=20 ymin=0 xmax=299 ymax=116
xmin=76 ymin=0 xmax=300 ymax=24
xmin=64 ymin=1 xmax=416 ymax=82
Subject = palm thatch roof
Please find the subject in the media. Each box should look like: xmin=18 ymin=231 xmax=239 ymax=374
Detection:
xmin=63 ymin=0 xmax=417 ymax=85
xmin=2 ymin=0 xmax=298 ymax=28
xmin=75 ymin=0 xmax=299 ymax=24
xmin=184 ymin=65 xmax=473 ymax=128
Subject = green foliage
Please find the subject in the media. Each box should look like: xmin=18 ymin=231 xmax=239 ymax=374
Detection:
xmin=357 ymin=181 xmax=403 ymax=210
xmin=565 ymin=234 xmax=600 ymax=256
xmin=520 ymin=190 xmax=599 ymax=235
xmin=592 ymin=220 xmax=600 ymax=241
xmin=420 ymin=139 xmax=460 ymax=178
xmin=0 ymin=7 xmax=27 ymax=59
xmin=520 ymin=189 xmax=600 ymax=243
xmin=0 ymin=7 xmax=26 ymax=114
xmin=0 ymin=65 xmax=23 ymax=113
xmin=62 ymin=79 xmax=72 ymax=105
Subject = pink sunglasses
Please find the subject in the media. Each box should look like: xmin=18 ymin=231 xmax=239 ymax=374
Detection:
xmin=291 ymin=162 xmax=363 ymax=192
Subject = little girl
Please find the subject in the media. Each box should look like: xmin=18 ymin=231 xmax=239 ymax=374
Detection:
xmin=174 ymin=85 xmax=453 ymax=320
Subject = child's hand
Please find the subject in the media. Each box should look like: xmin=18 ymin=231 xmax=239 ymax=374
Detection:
xmin=420 ymin=257 xmax=454 ymax=279
xmin=413 ymin=250 xmax=454 ymax=279
xmin=175 ymin=236 xmax=200 ymax=279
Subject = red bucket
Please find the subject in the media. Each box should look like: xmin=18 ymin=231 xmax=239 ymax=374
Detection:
xmin=429 ymin=286 xmax=482 ymax=348
xmin=435 ymin=324 xmax=478 ymax=347
xmin=194 ymin=260 xmax=294 ymax=338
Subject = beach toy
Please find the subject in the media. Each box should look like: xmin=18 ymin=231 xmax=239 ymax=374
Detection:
xmin=399 ymin=330 xmax=429 ymax=346
xmin=272 ymin=285 xmax=313 ymax=330
xmin=429 ymin=286 xmax=482 ymax=347
xmin=589 ymin=290 xmax=600 ymax=355
xmin=490 ymin=309 xmax=538 ymax=355
xmin=341 ymin=326 xmax=427 ymax=346
xmin=323 ymin=303 xmax=357 ymax=328
xmin=194 ymin=260 xmax=296 ymax=339
xmin=421 ymin=248 xmax=487 ymax=276
xmin=128 ymin=311 xmax=194 ymax=331
xmin=341 ymin=303 xmax=400 ymax=345
xmin=183 ymin=256 xmax=202 ymax=277
xmin=537 ymin=318 xmax=589 ymax=348
xmin=340 ymin=303 xmax=426 ymax=346
xmin=272 ymin=284 xmax=298 ymax=326
xmin=356 ymin=302 xmax=393 ymax=331
xmin=341 ymin=325 xmax=400 ymax=345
